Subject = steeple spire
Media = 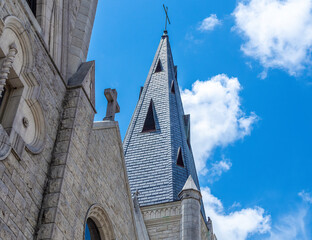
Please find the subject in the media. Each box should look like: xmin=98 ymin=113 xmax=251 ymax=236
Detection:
xmin=123 ymin=33 xmax=206 ymax=219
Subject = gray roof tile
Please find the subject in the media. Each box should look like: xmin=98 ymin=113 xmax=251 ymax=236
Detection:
xmin=123 ymin=33 xmax=206 ymax=219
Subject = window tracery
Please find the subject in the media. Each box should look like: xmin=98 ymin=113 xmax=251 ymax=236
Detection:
xmin=0 ymin=16 xmax=46 ymax=160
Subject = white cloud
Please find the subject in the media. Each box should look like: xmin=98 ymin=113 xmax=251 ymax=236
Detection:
xmin=233 ymin=0 xmax=312 ymax=76
xmin=299 ymin=190 xmax=312 ymax=204
xmin=207 ymin=158 xmax=232 ymax=183
xmin=266 ymin=207 xmax=310 ymax=240
xmin=230 ymin=202 xmax=242 ymax=209
xmin=198 ymin=14 xmax=221 ymax=32
xmin=181 ymin=74 xmax=257 ymax=174
xmin=202 ymin=187 xmax=271 ymax=240
xmin=202 ymin=187 xmax=312 ymax=240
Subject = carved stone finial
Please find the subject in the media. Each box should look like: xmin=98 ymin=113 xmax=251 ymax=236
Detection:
xmin=132 ymin=189 xmax=140 ymax=197
xmin=103 ymin=88 xmax=120 ymax=121
xmin=135 ymin=189 xmax=139 ymax=197
xmin=0 ymin=43 xmax=18 ymax=97
xmin=22 ymin=117 xmax=29 ymax=128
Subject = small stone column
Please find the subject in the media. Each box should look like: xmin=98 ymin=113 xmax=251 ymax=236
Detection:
xmin=178 ymin=175 xmax=202 ymax=240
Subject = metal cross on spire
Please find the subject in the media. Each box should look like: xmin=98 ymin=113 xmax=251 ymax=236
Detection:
xmin=163 ymin=4 xmax=171 ymax=33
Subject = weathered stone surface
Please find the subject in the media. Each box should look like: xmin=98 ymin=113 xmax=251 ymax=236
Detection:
xmin=141 ymin=201 xmax=182 ymax=240
xmin=0 ymin=179 xmax=8 ymax=202
xmin=34 ymin=72 xmax=137 ymax=239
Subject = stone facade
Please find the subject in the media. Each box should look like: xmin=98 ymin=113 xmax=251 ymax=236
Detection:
xmin=139 ymin=177 xmax=214 ymax=240
xmin=0 ymin=1 xmax=137 ymax=239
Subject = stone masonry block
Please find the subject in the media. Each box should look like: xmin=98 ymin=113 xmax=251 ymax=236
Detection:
xmin=47 ymin=178 xmax=62 ymax=194
xmin=50 ymin=165 xmax=65 ymax=179
xmin=41 ymin=207 xmax=57 ymax=224
xmin=37 ymin=223 xmax=53 ymax=239
xmin=13 ymin=190 xmax=26 ymax=212
xmin=42 ymin=193 xmax=60 ymax=209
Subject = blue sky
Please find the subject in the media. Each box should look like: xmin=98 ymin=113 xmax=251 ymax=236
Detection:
xmin=87 ymin=0 xmax=312 ymax=239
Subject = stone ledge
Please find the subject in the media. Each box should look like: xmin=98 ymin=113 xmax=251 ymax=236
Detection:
xmin=93 ymin=121 xmax=118 ymax=130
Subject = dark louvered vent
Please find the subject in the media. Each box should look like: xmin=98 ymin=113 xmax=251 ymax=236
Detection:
xmin=177 ymin=147 xmax=184 ymax=167
xmin=154 ymin=60 xmax=163 ymax=73
xmin=142 ymin=100 xmax=156 ymax=132
xmin=171 ymin=80 xmax=175 ymax=94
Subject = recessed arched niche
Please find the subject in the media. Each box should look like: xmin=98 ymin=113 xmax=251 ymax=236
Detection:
xmin=84 ymin=204 xmax=116 ymax=240
xmin=0 ymin=16 xmax=46 ymax=160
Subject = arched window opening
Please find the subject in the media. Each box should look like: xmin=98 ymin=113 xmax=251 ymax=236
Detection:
xmin=85 ymin=218 xmax=101 ymax=240
xmin=0 ymin=16 xmax=46 ymax=160
xmin=84 ymin=204 xmax=115 ymax=240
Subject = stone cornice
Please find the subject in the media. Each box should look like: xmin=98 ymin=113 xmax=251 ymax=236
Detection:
xmin=141 ymin=201 xmax=181 ymax=222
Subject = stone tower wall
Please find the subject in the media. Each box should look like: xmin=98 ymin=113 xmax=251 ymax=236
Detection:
xmin=141 ymin=201 xmax=210 ymax=240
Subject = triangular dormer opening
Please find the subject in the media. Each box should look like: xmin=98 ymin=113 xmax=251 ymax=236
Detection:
xmin=171 ymin=80 xmax=175 ymax=94
xmin=154 ymin=59 xmax=163 ymax=73
xmin=142 ymin=99 xmax=156 ymax=132
xmin=176 ymin=147 xmax=184 ymax=167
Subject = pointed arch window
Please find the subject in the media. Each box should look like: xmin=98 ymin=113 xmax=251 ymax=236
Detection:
xmin=176 ymin=147 xmax=184 ymax=167
xmin=154 ymin=59 xmax=163 ymax=73
xmin=142 ymin=100 xmax=156 ymax=132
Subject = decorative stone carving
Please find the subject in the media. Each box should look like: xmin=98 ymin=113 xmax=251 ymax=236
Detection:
xmin=142 ymin=204 xmax=181 ymax=220
xmin=24 ymin=101 xmax=46 ymax=155
xmin=85 ymin=204 xmax=116 ymax=240
xmin=0 ymin=16 xmax=46 ymax=156
xmin=0 ymin=43 xmax=18 ymax=97
xmin=103 ymin=88 xmax=120 ymax=121
xmin=22 ymin=117 xmax=29 ymax=128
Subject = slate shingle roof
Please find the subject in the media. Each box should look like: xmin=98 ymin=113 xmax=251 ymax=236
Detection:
xmin=123 ymin=32 xmax=206 ymax=219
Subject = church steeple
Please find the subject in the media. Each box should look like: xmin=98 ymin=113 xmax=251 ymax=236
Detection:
xmin=123 ymin=33 xmax=204 ymax=218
